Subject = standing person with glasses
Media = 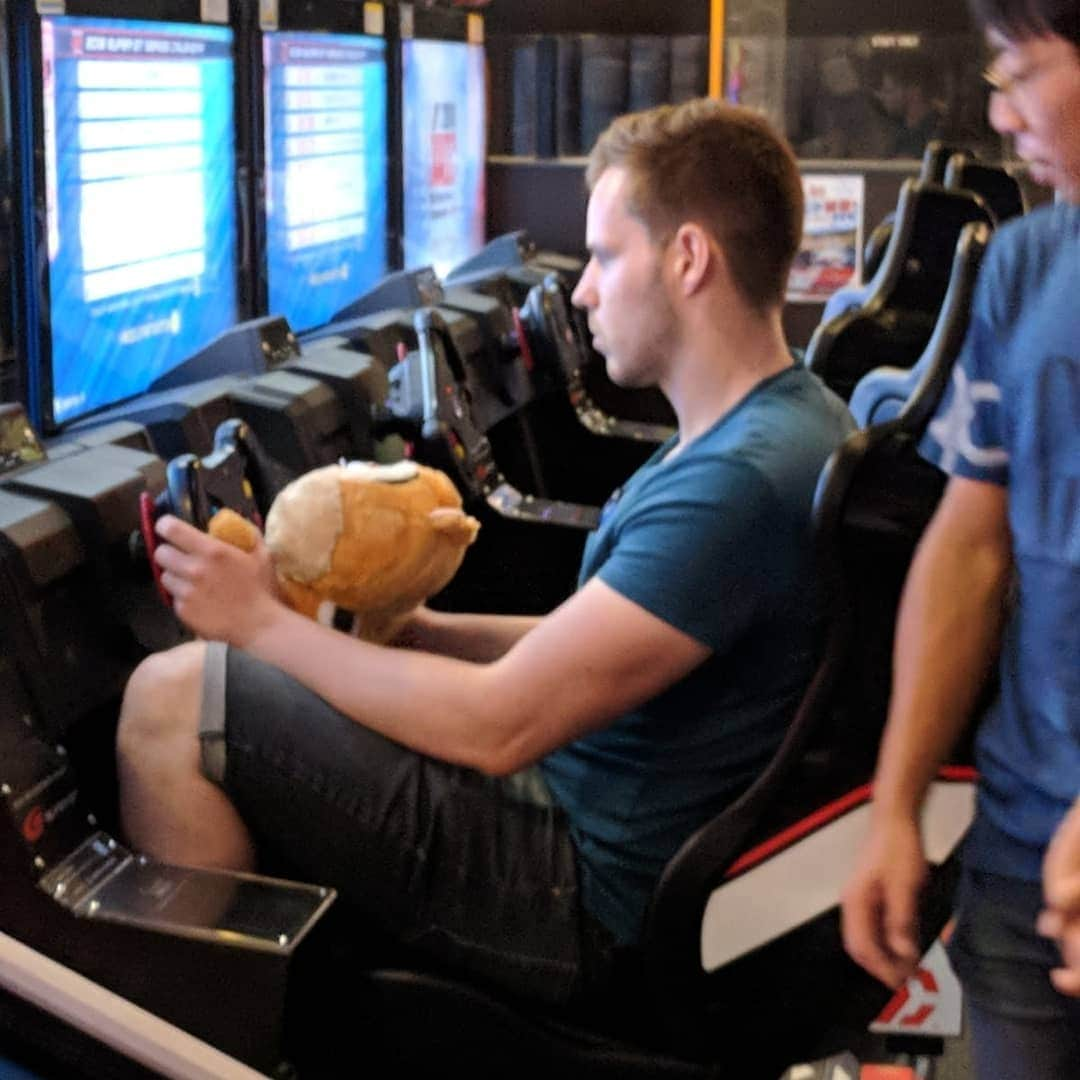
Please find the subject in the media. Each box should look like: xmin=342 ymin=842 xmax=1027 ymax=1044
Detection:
xmin=841 ymin=1 xmax=1080 ymax=1076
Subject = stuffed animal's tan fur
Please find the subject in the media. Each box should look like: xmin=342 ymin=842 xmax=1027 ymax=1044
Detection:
xmin=209 ymin=460 xmax=479 ymax=643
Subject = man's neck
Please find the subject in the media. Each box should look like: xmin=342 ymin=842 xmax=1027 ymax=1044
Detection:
xmin=662 ymin=307 xmax=793 ymax=448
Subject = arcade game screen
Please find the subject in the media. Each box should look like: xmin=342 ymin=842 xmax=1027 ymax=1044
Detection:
xmin=263 ymin=31 xmax=388 ymax=333
xmin=40 ymin=16 xmax=238 ymax=425
xmin=401 ymin=38 xmax=485 ymax=278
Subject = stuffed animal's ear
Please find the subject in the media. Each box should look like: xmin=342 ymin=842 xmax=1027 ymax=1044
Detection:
xmin=208 ymin=508 xmax=261 ymax=553
xmin=428 ymin=507 xmax=480 ymax=545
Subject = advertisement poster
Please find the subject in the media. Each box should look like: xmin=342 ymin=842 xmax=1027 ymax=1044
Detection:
xmin=401 ymin=39 xmax=486 ymax=277
xmin=787 ymin=173 xmax=865 ymax=303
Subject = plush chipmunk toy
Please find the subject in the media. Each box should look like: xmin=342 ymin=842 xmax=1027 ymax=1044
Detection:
xmin=209 ymin=460 xmax=480 ymax=643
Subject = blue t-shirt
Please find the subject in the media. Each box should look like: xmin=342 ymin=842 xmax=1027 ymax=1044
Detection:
xmin=540 ymin=364 xmax=853 ymax=944
xmin=919 ymin=202 xmax=1080 ymax=881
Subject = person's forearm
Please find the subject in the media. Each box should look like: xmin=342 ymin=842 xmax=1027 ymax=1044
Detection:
xmin=392 ymin=607 xmax=542 ymax=663
xmin=242 ymin=604 xmax=520 ymax=773
xmin=872 ymin=505 xmax=1011 ymax=821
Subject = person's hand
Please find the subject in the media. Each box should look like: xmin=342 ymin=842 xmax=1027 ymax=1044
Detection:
xmin=153 ymin=514 xmax=282 ymax=646
xmin=1038 ymin=796 xmax=1080 ymax=996
xmin=841 ymin=813 xmax=927 ymax=988
xmin=387 ymin=605 xmax=436 ymax=650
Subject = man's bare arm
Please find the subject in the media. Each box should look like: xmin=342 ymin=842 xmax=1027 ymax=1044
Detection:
xmin=843 ymin=475 xmax=1012 ymax=986
xmin=155 ymin=516 xmax=706 ymax=775
xmin=240 ymin=576 xmax=709 ymax=776
xmin=391 ymin=606 xmax=543 ymax=663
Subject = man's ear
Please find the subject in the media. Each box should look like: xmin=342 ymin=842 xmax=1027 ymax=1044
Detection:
xmin=670 ymin=223 xmax=723 ymax=297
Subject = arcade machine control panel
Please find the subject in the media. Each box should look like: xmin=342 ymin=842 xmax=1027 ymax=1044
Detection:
xmin=391 ymin=311 xmax=599 ymax=532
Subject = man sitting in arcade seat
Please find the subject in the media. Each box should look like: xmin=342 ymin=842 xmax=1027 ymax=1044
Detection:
xmin=841 ymin=0 xmax=1080 ymax=1076
xmin=116 ymin=99 xmax=852 ymax=1004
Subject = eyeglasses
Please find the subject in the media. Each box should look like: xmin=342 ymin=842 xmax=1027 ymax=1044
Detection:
xmin=982 ymin=64 xmax=1031 ymax=96
xmin=982 ymin=51 xmax=1075 ymax=98
xmin=983 ymin=64 xmax=1014 ymax=94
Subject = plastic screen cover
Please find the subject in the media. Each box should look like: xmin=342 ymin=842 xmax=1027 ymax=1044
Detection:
xmin=263 ymin=31 xmax=388 ymax=334
xmin=41 ymin=16 xmax=238 ymax=425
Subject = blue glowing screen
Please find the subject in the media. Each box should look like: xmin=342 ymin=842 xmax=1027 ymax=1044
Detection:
xmin=41 ymin=17 xmax=238 ymax=424
xmin=263 ymin=32 xmax=388 ymax=333
xmin=401 ymin=39 xmax=486 ymax=278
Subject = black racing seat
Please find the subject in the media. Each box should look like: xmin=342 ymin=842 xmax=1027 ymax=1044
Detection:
xmin=806 ymin=180 xmax=994 ymax=400
xmin=815 ymin=139 xmax=974 ymax=328
xmin=291 ymin=418 xmax=973 ymax=1079
xmin=863 ymin=211 xmax=896 ymax=281
xmin=850 ymin=221 xmax=992 ymax=428
xmin=944 ymin=154 xmax=1026 ymax=224
xmin=816 ymin=213 xmax=897 ymax=323
xmin=920 ymin=140 xmax=969 ymax=184
xmin=639 ymin=419 xmax=960 ymax=1070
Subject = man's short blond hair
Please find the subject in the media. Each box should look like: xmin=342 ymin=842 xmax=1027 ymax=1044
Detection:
xmin=586 ymin=98 xmax=804 ymax=312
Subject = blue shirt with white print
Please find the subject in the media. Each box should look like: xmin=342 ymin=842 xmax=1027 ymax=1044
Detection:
xmin=920 ymin=201 xmax=1080 ymax=881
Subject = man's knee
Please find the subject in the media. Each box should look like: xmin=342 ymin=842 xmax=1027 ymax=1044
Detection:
xmin=118 ymin=641 xmax=207 ymax=755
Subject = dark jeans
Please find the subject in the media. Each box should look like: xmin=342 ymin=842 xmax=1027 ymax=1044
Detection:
xmin=199 ymin=645 xmax=614 ymax=1006
xmin=948 ymin=867 xmax=1080 ymax=1080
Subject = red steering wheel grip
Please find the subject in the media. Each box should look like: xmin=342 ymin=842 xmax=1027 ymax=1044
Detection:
xmin=512 ymin=307 xmax=536 ymax=373
xmin=139 ymin=491 xmax=172 ymax=608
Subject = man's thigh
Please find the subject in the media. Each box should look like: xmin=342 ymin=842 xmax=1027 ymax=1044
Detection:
xmin=948 ymin=867 xmax=1080 ymax=1080
xmin=202 ymin=643 xmax=606 ymax=1004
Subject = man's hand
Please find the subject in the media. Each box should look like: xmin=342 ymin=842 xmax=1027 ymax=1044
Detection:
xmin=387 ymin=606 xmax=436 ymax=650
xmin=841 ymin=814 xmax=927 ymax=988
xmin=1038 ymin=797 xmax=1080 ymax=996
xmin=154 ymin=514 xmax=283 ymax=646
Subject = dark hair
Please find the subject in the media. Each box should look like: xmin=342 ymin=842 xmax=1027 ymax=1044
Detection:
xmin=585 ymin=98 xmax=804 ymax=313
xmin=968 ymin=0 xmax=1080 ymax=45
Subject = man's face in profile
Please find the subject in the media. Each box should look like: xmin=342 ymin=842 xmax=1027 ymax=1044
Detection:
xmin=572 ymin=167 xmax=676 ymax=391
xmin=985 ymin=29 xmax=1080 ymax=201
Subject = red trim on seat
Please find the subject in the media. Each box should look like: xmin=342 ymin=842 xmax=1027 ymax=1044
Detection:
xmin=724 ymin=784 xmax=873 ymax=878
xmin=937 ymin=764 xmax=977 ymax=782
xmin=724 ymin=767 xmax=978 ymax=880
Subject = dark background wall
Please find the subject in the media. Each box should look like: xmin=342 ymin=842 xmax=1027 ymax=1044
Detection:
xmin=787 ymin=0 xmax=975 ymax=35
xmin=484 ymin=0 xmax=711 ymax=36
xmin=483 ymin=0 xmax=975 ymax=38
xmin=479 ymin=0 xmax=1027 ymax=348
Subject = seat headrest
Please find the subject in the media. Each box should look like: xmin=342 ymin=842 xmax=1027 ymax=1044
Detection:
xmin=879 ymin=180 xmax=994 ymax=311
xmin=944 ymin=156 xmax=1026 ymax=224
xmin=920 ymin=140 xmax=969 ymax=184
